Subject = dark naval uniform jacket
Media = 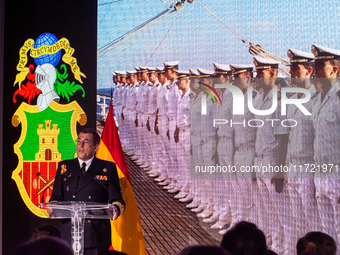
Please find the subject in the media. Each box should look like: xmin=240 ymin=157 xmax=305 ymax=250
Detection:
xmin=50 ymin=157 xmax=125 ymax=249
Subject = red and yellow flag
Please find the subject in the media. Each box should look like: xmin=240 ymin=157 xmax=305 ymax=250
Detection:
xmin=96 ymin=104 xmax=146 ymax=255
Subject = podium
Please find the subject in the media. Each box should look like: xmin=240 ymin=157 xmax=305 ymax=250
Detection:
xmin=40 ymin=201 xmax=114 ymax=255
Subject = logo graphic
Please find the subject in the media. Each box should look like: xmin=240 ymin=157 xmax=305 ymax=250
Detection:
xmin=201 ymin=83 xmax=311 ymax=116
xmin=197 ymin=82 xmax=222 ymax=106
xmin=12 ymin=101 xmax=87 ymax=217
xmin=12 ymin=33 xmax=88 ymax=218
xmin=13 ymin=32 xmax=86 ymax=111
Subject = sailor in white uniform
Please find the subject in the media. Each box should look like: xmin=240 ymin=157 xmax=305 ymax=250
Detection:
xmin=134 ymin=67 xmax=150 ymax=168
xmin=125 ymin=71 xmax=140 ymax=157
xmin=146 ymin=67 xmax=162 ymax=178
xmin=112 ymin=72 xmax=120 ymax=123
xmin=173 ymin=70 xmax=191 ymax=200
xmin=285 ymin=49 xmax=322 ymax=244
xmin=183 ymin=69 xmax=203 ymax=205
xmin=155 ymin=66 xmax=171 ymax=185
xmin=253 ymin=56 xmax=292 ymax=255
xmin=192 ymin=68 xmax=215 ymax=218
xmin=208 ymin=63 xmax=233 ymax=232
xmin=226 ymin=64 xmax=259 ymax=232
xmin=312 ymin=44 xmax=340 ymax=248
xmin=162 ymin=61 xmax=182 ymax=193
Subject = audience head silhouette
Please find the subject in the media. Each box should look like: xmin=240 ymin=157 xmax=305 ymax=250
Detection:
xmin=297 ymin=231 xmax=336 ymax=255
xmin=221 ymin=221 xmax=267 ymax=255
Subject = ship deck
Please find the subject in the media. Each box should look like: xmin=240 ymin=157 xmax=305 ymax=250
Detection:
xmin=126 ymin=155 xmax=223 ymax=255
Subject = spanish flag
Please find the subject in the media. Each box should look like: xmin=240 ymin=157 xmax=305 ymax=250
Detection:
xmin=96 ymin=103 xmax=146 ymax=255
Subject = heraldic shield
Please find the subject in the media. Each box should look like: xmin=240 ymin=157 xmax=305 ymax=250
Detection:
xmin=11 ymin=101 xmax=87 ymax=218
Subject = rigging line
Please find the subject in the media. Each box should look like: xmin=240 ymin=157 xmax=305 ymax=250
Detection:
xmin=98 ymin=10 xmax=170 ymax=54
xmin=98 ymin=9 xmax=171 ymax=53
xmin=196 ymin=0 xmax=290 ymax=75
xmin=196 ymin=0 xmax=250 ymax=45
xmin=98 ymin=12 xmax=170 ymax=70
xmin=98 ymin=0 xmax=124 ymax=6
xmin=98 ymin=10 xmax=174 ymax=59
xmin=98 ymin=8 xmax=173 ymax=53
xmin=159 ymin=0 xmax=171 ymax=9
xmin=98 ymin=11 xmax=173 ymax=60
xmin=99 ymin=1 xmax=113 ymax=25
xmin=144 ymin=2 xmax=185 ymax=65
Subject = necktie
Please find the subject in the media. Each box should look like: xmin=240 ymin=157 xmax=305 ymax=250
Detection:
xmin=80 ymin=162 xmax=86 ymax=176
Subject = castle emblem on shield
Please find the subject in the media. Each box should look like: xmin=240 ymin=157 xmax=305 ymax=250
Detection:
xmin=12 ymin=32 xmax=87 ymax=217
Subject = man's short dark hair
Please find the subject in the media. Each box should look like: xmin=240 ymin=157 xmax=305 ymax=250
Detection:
xmin=221 ymin=221 xmax=267 ymax=255
xmin=297 ymin=231 xmax=336 ymax=255
xmin=79 ymin=128 xmax=100 ymax=145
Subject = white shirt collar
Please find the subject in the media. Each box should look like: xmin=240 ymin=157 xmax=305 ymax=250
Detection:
xmin=78 ymin=156 xmax=95 ymax=172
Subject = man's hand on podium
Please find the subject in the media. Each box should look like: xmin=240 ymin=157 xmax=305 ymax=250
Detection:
xmin=47 ymin=207 xmax=54 ymax=217
xmin=112 ymin=206 xmax=119 ymax=221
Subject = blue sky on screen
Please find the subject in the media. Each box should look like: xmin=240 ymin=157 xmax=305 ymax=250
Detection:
xmin=97 ymin=0 xmax=340 ymax=88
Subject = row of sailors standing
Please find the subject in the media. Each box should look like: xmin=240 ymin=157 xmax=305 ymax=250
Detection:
xmin=112 ymin=62 xmax=191 ymax=194
xmin=112 ymin=44 xmax=340 ymax=255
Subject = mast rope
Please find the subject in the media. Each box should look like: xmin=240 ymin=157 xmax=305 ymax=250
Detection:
xmin=145 ymin=2 xmax=185 ymax=65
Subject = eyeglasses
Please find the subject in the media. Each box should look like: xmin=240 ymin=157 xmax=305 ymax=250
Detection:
xmin=76 ymin=138 xmax=92 ymax=146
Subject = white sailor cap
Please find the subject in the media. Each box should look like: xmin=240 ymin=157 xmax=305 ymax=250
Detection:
xmin=176 ymin=70 xmax=190 ymax=79
xmin=127 ymin=70 xmax=137 ymax=76
xmin=197 ymin=68 xmax=215 ymax=77
xmin=189 ymin=69 xmax=200 ymax=77
xmin=311 ymin=44 xmax=340 ymax=61
xmin=229 ymin=64 xmax=253 ymax=75
xmin=253 ymin=56 xmax=279 ymax=70
xmin=287 ymin=49 xmax=314 ymax=65
xmin=112 ymin=72 xmax=116 ymax=76
xmin=115 ymin=71 xmax=127 ymax=77
xmin=156 ymin=66 xmax=165 ymax=73
xmin=139 ymin=66 xmax=148 ymax=73
xmin=147 ymin=67 xmax=157 ymax=73
xmin=213 ymin=63 xmax=232 ymax=74
xmin=163 ymin=61 xmax=179 ymax=70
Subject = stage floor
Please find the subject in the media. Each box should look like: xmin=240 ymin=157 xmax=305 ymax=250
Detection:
xmin=126 ymin=154 xmax=223 ymax=255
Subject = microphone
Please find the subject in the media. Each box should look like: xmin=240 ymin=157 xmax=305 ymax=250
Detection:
xmin=93 ymin=177 xmax=109 ymax=192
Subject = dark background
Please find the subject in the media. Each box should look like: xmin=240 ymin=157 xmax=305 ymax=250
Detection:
xmin=2 ymin=1 xmax=97 ymax=253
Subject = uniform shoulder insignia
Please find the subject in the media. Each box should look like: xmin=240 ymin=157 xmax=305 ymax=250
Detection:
xmin=167 ymin=85 xmax=170 ymax=89
xmin=277 ymin=90 xmax=281 ymax=101
xmin=136 ymin=84 xmax=139 ymax=87
xmin=311 ymin=91 xmax=320 ymax=99
xmin=189 ymin=93 xmax=195 ymax=98
xmin=252 ymin=90 xmax=258 ymax=98
xmin=149 ymin=83 xmax=153 ymax=86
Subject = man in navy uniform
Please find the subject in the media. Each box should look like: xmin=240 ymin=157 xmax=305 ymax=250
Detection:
xmin=50 ymin=128 xmax=125 ymax=255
